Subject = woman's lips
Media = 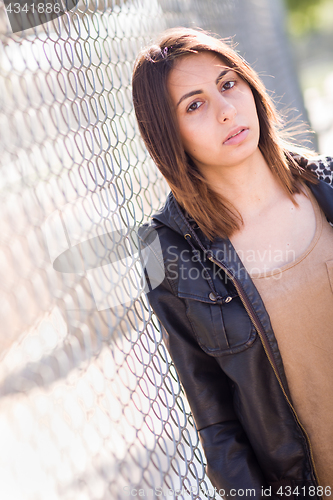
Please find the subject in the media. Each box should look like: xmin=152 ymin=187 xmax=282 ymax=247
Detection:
xmin=223 ymin=128 xmax=249 ymax=146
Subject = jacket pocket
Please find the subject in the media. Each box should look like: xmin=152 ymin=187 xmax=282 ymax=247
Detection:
xmin=178 ymin=292 xmax=256 ymax=356
xmin=326 ymin=259 xmax=333 ymax=294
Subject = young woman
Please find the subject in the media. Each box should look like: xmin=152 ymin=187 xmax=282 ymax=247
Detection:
xmin=132 ymin=27 xmax=333 ymax=499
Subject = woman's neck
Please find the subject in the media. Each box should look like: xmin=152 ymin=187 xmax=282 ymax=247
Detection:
xmin=205 ymin=149 xmax=287 ymax=221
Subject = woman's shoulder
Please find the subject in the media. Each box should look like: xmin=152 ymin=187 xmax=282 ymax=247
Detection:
xmin=307 ymin=155 xmax=333 ymax=185
xmin=138 ymin=193 xmax=183 ymax=243
xmin=292 ymin=153 xmax=333 ymax=186
xmin=137 ymin=193 xmax=192 ymax=271
xmin=139 ymin=191 xmax=204 ymax=247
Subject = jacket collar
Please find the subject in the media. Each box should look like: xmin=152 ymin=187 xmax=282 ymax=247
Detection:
xmin=308 ymin=178 xmax=333 ymax=223
xmin=152 ymin=191 xmax=213 ymax=250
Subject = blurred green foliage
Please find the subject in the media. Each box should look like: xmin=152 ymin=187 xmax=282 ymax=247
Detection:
xmin=284 ymin=0 xmax=333 ymax=36
xmin=285 ymin=0 xmax=317 ymax=11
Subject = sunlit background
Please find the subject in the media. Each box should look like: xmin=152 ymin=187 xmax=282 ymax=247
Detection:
xmin=285 ymin=0 xmax=333 ymax=154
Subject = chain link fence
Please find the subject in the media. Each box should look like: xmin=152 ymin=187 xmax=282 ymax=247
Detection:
xmin=0 ymin=1 xmax=312 ymax=499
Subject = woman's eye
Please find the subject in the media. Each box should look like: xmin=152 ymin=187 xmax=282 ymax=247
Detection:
xmin=222 ymin=80 xmax=236 ymax=91
xmin=187 ymin=101 xmax=202 ymax=112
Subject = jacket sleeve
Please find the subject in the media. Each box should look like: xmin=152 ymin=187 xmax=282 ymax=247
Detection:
xmin=146 ymin=273 xmax=269 ymax=499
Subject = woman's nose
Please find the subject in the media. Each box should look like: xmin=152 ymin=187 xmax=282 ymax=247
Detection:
xmin=216 ymin=94 xmax=236 ymax=123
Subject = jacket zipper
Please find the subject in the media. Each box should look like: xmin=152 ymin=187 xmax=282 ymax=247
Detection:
xmin=207 ymin=253 xmax=320 ymax=486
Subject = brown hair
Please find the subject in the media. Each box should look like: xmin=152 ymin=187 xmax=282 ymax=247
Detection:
xmin=132 ymin=27 xmax=318 ymax=240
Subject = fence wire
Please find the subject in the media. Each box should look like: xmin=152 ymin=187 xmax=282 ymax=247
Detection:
xmin=0 ymin=1 xmax=310 ymax=499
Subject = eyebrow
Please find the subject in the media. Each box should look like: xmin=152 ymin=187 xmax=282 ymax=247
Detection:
xmin=176 ymin=69 xmax=231 ymax=107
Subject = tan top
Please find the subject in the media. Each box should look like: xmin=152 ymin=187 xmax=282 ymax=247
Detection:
xmin=251 ymin=186 xmax=333 ymax=489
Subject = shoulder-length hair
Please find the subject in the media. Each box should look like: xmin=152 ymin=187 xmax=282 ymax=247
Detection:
xmin=132 ymin=27 xmax=318 ymax=240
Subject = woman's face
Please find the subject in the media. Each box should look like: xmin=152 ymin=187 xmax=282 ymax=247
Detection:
xmin=167 ymin=52 xmax=261 ymax=175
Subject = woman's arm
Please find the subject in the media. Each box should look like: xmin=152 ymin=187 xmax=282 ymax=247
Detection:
xmin=147 ymin=273 xmax=268 ymax=499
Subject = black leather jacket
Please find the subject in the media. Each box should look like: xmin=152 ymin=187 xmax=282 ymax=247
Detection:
xmin=138 ymin=156 xmax=333 ymax=500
